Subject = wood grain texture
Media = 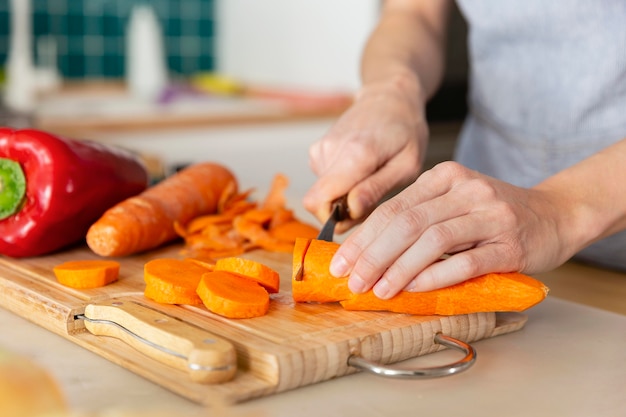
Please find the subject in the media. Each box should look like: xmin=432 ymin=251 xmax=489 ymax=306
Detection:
xmin=0 ymin=243 xmax=527 ymax=404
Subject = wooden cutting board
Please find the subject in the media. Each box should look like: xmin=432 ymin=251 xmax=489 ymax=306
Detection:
xmin=0 ymin=243 xmax=527 ymax=405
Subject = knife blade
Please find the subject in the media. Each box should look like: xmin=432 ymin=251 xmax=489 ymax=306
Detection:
xmin=294 ymin=195 xmax=349 ymax=281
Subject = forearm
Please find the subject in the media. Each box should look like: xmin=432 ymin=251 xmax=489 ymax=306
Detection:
xmin=360 ymin=0 xmax=452 ymax=100
xmin=533 ymin=138 xmax=626 ymax=256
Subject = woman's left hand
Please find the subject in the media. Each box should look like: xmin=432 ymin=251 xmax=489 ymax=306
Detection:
xmin=329 ymin=161 xmax=578 ymax=299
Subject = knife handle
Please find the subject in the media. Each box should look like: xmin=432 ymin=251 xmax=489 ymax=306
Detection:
xmin=81 ymin=300 xmax=237 ymax=384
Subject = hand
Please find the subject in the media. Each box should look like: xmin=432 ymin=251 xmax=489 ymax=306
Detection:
xmin=302 ymin=74 xmax=429 ymax=232
xmin=329 ymin=161 xmax=577 ymax=298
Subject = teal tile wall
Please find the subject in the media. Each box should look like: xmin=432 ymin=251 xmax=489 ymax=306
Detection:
xmin=0 ymin=0 xmax=215 ymax=79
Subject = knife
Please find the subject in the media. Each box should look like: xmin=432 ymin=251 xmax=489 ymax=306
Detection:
xmin=75 ymin=298 xmax=237 ymax=384
xmin=294 ymin=195 xmax=349 ymax=281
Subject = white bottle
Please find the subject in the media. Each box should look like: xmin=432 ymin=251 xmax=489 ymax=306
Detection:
xmin=4 ymin=0 xmax=37 ymax=113
xmin=125 ymin=5 xmax=168 ymax=102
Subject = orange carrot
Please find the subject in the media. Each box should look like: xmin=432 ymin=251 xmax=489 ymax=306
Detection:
xmin=292 ymin=238 xmax=549 ymax=315
xmin=270 ymin=220 xmax=319 ymax=244
xmin=86 ymin=162 xmax=237 ymax=257
xmin=197 ymin=271 xmax=270 ymax=319
xmin=53 ymin=260 xmax=120 ymax=289
xmin=291 ymin=238 xmax=353 ymax=303
xmin=143 ymin=258 xmax=213 ymax=305
xmin=176 ymin=172 xmax=318 ymax=259
xmin=340 ymin=272 xmax=549 ymax=315
xmin=214 ymin=257 xmax=280 ymax=293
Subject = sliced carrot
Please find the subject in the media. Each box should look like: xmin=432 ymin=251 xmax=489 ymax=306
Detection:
xmin=53 ymin=260 xmax=120 ymax=289
xmin=214 ymin=257 xmax=280 ymax=293
xmin=87 ymin=162 xmax=237 ymax=257
xmin=143 ymin=258 xmax=213 ymax=305
xmin=197 ymin=271 xmax=270 ymax=319
xmin=340 ymin=273 xmax=549 ymax=315
xmin=292 ymin=238 xmax=550 ymax=315
xmin=291 ymin=238 xmax=352 ymax=303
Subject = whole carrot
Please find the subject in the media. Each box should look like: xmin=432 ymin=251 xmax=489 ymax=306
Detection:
xmin=87 ymin=162 xmax=237 ymax=257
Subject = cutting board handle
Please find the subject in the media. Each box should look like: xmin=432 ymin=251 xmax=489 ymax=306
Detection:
xmin=347 ymin=332 xmax=476 ymax=379
xmin=78 ymin=300 xmax=237 ymax=384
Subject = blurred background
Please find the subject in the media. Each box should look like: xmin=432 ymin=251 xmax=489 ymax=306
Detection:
xmin=0 ymin=0 xmax=468 ymax=183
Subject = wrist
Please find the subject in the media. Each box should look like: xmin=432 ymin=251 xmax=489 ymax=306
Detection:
xmin=359 ymin=68 xmax=426 ymax=105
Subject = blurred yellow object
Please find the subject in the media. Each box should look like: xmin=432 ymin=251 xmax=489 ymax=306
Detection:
xmin=189 ymin=72 xmax=244 ymax=96
xmin=0 ymin=348 xmax=68 ymax=417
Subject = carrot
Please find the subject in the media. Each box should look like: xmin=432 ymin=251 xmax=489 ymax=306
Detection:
xmin=292 ymin=238 xmax=549 ymax=315
xmin=53 ymin=260 xmax=120 ymax=289
xmin=291 ymin=238 xmax=353 ymax=303
xmin=176 ymin=172 xmax=319 ymax=260
xmin=86 ymin=162 xmax=237 ymax=257
xmin=270 ymin=220 xmax=319 ymax=244
xmin=214 ymin=257 xmax=280 ymax=293
xmin=143 ymin=258 xmax=213 ymax=305
xmin=197 ymin=271 xmax=270 ymax=319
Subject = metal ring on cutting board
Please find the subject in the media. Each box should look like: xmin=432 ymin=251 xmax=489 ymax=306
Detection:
xmin=347 ymin=332 xmax=476 ymax=379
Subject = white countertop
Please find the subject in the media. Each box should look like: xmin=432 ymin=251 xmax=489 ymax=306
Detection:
xmin=1 ymin=297 xmax=625 ymax=416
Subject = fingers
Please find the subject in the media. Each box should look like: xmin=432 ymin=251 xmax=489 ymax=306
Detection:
xmin=330 ymin=162 xmax=528 ymax=298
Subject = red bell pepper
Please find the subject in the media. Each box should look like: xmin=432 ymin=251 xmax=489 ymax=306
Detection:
xmin=0 ymin=127 xmax=149 ymax=258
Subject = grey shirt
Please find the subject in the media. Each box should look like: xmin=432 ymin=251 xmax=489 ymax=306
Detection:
xmin=453 ymin=0 xmax=626 ymax=270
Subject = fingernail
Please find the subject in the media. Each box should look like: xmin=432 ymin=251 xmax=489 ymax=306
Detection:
xmin=348 ymin=273 xmax=367 ymax=294
xmin=373 ymin=279 xmax=391 ymax=299
xmin=330 ymin=254 xmax=349 ymax=277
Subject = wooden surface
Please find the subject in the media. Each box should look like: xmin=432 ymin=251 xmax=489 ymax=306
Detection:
xmin=0 ymin=243 xmax=527 ymax=405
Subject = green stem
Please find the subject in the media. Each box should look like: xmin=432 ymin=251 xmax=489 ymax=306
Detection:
xmin=0 ymin=158 xmax=27 ymax=220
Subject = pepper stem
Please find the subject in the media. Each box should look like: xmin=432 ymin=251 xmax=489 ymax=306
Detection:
xmin=0 ymin=158 xmax=27 ymax=220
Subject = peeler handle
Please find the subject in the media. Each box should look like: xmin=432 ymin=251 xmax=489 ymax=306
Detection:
xmin=78 ymin=299 xmax=237 ymax=384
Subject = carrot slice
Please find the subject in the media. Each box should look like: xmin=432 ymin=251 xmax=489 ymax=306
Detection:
xmin=53 ymin=260 xmax=120 ymax=289
xmin=144 ymin=258 xmax=213 ymax=305
xmin=292 ymin=238 xmax=550 ymax=315
xmin=291 ymin=238 xmax=352 ymax=303
xmin=197 ymin=271 xmax=270 ymax=319
xmin=214 ymin=257 xmax=280 ymax=293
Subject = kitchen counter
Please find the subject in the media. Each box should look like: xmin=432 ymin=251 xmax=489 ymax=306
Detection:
xmin=1 ymin=268 xmax=625 ymax=417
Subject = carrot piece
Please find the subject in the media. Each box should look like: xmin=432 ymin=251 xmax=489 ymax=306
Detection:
xmin=143 ymin=258 xmax=213 ymax=305
xmin=197 ymin=271 xmax=270 ymax=318
xmin=340 ymin=273 xmax=549 ymax=315
xmin=292 ymin=238 xmax=550 ymax=315
xmin=291 ymin=238 xmax=352 ymax=303
xmin=86 ymin=162 xmax=237 ymax=257
xmin=53 ymin=260 xmax=120 ymax=289
xmin=270 ymin=220 xmax=319 ymax=243
xmin=214 ymin=257 xmax=280 ymax=293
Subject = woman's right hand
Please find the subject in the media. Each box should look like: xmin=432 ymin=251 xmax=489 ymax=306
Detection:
xmin=303 ymin=72 xmax=430 ymax=232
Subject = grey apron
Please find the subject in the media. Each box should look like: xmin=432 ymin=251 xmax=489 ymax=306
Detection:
xmin=454 ymin=0 xmax=626 ymax=271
